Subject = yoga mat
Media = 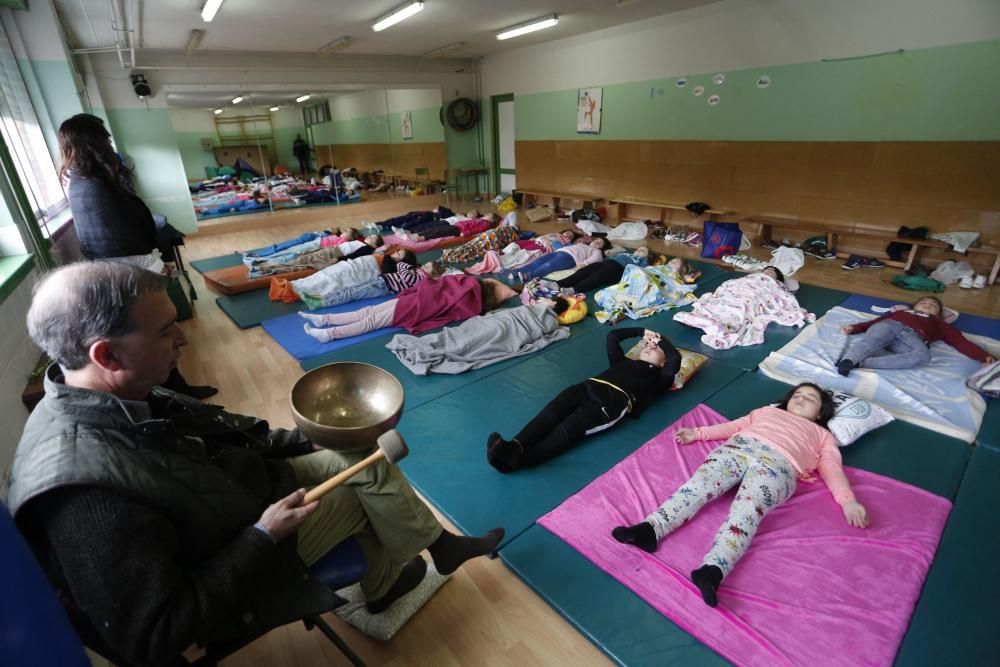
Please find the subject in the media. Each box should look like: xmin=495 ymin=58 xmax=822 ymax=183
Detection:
xmin=840 ymin=293 xmax=1000 ymax=338
xmin=395 ymin=335 xmax=746 ymax=548
xmin=708 ymin=372 xmax=971 ymax=500
xmin=635 ymin=282 xmax=851 ymax=371
xmin=190 ymin=254 xmax=243 ymax=274
xmin=538 ymin=404 xmax=951 ymax=667
xmin=895 ymin=446 xmax=1000 ymax=666
xmin=216 ymin=290 xmax=306 ymax=330
xmin=261 ymin=296 xmax=403 ymax=362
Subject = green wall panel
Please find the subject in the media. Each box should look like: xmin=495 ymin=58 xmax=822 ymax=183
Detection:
xmin=273 ymin=127 xmax=303 ymax=170
xmin=512 ymin=39 xmax=1000 ymax=142
xmin=387 ymin=107 xmax=445 ymax=143
xmin=105 ymin=108 xmax=197 ymax=232
xmin=175 ymin=131 xmax=219 ymax=180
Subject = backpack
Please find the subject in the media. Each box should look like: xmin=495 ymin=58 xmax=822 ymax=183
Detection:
xmin=890 ymin=274 xmax=945 ymax=293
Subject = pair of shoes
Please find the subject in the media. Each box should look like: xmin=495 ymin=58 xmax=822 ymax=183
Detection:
xmin=860 ymin=257 xmax=886 ymax=269
xmin=804 ymin=246 xmax=836 ymax=260
xmin=760 ymin=239 xmax=780 ymax=250
xmin=960 ymin=275 xmax=988 ymax=289
xmin=685 ymin=232 xmax=702 ymax=246
xmin=724 ymin=254 xmax=768 ymax=272
xmin=841 ymin=254 xmax=862 ymax=270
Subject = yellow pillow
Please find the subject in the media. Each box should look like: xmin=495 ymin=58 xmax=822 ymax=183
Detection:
xmin=557 ymin=298 xmax=588 ymax=325
xmin=626 ymin=343 xmax=707 ymax=390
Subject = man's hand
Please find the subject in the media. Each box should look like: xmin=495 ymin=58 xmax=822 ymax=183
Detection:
xmin=674 ymin=428 xmax=697 ymax=445
xmin=842 ymin=501 xmax=870 ymax=528
xmin=257 ymin=489 xmax=319 ymax=541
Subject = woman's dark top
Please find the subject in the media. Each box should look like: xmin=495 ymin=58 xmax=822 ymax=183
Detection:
xmin=68 ymin=175 xmax=157 ymax=259
xmin=591 ymin=328 xmax=682 ymax=417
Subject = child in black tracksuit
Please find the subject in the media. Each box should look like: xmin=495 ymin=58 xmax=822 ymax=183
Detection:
xmin=487 ymin=328 xmax=681 ymax=472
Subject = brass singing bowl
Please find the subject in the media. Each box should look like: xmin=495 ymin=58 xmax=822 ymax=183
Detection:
xmin=290 ymin=362 xmax=405 ymax=452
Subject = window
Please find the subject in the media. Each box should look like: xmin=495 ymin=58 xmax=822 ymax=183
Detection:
xmin=303 ymin=100 xmax=331 ymax=127
xmin=0 ymin=21 xmax=68 ymax=238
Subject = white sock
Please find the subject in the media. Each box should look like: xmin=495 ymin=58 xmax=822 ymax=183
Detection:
xmin=303 ymin=323 xmax=337 ymax=343
xmin=299 ymin=311 xmax=332 ymax=325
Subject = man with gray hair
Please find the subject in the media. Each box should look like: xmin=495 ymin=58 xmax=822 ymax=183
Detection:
xmin=7 ymin=261 xmax=502 ymax=665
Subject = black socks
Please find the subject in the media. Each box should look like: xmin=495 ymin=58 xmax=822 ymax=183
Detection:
xmin=611 ymin=522 xmax=658 ymax=553
xmin=691 ymin=564 xmax=724 ymax=607
xmin=836 ymin=359 xmax=855 ymax=377
xmin=427 ymin=528 xmax=505 ymax=575
xmin=486 ymin=432 xmax=521 ymax=473
xmin=366 ymin=555 xmax=427 ymax=614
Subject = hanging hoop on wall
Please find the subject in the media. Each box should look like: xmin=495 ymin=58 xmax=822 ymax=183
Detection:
xmin=443 ymin=97 xmax=480 ymax=131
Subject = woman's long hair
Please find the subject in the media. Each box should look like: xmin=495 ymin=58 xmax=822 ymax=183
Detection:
xmin=58 ymin=114 xmax=133 ymax=191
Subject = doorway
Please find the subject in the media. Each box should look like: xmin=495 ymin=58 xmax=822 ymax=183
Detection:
xmin=491 ymin=93 xmax=515 ymax=194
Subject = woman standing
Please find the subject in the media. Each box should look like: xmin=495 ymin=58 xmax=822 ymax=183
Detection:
xmin=58 ymin=114 xmax=217 ymax=399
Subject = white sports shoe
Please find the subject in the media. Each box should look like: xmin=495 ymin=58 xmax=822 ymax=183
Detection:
xmin=959 ymin=275 xmax=974 ymax=289
xmin=973 ymin=274 xmax=987 ymax=289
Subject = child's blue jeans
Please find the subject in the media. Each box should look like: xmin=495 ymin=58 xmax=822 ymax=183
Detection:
xmin=843 ymin=319 xmax=930 ymax=369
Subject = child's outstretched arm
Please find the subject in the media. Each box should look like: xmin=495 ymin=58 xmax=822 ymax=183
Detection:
xmin=842 ymin=313 xmax=889 ymax=335
xmin=816 ymin=433 xmax=870 ymax=528
xmin=675 ymin=412 xmax=755 ymax=445
xmin=938 ymin=322 xmax=994 ymax=363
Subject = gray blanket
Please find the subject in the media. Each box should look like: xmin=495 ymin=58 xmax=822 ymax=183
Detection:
xmin=385 ymin=304 xmax=570 ymax=375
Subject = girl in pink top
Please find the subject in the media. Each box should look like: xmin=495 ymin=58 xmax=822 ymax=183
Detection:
xmin=612 ymin=382 xmax=870 ymax=607
xmin=511 ymin=237 xmax=610 ymax=281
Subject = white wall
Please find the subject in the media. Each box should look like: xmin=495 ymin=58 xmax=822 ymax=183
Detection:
xmin=329 ymin=90 xmax=388 ymax=121
xmin=0 ymin=268 xmax=41 ymax=495
xmin=479 ymin=0 xmax=1000 ymax=97
xmin=386 ymin=88 xmax=442 ymax=113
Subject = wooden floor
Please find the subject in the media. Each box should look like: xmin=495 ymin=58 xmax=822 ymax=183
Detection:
xmin=175 ymin=195 xmax=996 ymax=667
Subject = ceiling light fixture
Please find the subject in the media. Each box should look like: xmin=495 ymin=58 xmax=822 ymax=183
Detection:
xmin=496 ymin=14 xmax=559 ymax=41
xmin=231 ymin=96 xmax=243 ymax=104
xmin=270 ymin=106 xmax=280 ymax=112
xmin=615 ymin=0 xmax=647 ymax=7
xmin=213 ymin=108 xmax=223 ymax=114
xmin=296 ymin=94 xmax=311 ymax=103
xmin=186 ymin=29 xmax=205 ymax=53
xmin=201 ymin=0 xmax=224 ymax=23
xmin=423 ymin=41 xmax=466 ymax=59
xmin=372 ymin=1 xmax=424 ymax=32
xmin=317 ymin=35 xmax=352 ymax=56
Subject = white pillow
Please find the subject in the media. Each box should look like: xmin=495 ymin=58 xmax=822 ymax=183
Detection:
xmin=827 ymin=390 xmax=894 ymax=446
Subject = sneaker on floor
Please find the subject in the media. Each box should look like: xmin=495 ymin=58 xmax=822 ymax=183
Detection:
xmin=973 ymin=274 xmax=987 ymax=289
xmin=841 ymin=254 xmax=862 ymax=271
xmin=804 ymin=246 xmax=836 ymax=260
xmin=959 ymin=274 xmax=975 ymax=289
xmin=860 ymin=257 xmax=886 ymax=269
xmin=760 ymin=239 xmax=780 ymax=250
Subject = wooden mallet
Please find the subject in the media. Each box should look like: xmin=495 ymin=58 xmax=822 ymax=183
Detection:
xmin=302 ymin=429 xmax=409 ymax=504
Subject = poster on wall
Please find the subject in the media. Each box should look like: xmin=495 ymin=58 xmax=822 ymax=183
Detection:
xmin=401 ymin=111 xmax=413 ymax=140
xmin=577 ymin=87 xmax=602 ymax=134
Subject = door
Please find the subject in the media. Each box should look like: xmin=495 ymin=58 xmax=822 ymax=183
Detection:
xmin=492 ymin=93 xmax=515 ymax=194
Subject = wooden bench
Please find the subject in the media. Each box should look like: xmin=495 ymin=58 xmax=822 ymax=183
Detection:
xmin=747 ymin=216 xmax=1000 ymax=284
xmin=517 ymin=189 xmax=598 ymax=210
xmin=604 ymin=196 xmax=733 ymax=226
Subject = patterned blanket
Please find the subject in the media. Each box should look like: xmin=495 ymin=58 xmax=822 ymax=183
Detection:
xmin=594 ymin=264 xmax=696 ymax=324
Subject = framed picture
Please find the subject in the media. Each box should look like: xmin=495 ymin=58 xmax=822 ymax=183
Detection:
xmin=401 ymin=111 xmax=413 ymax=140
xmin=577 ymin=87 xmax=602 ymax=134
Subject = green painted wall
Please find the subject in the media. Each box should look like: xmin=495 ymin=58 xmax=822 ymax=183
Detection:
xmin=274 ymin=127 xmax=303 ymax=170
xmin=175 ymin=131 xmax=219 ymax=180
xmin=17 ymin=59 xmax=84 ymax=164
xmin=105 ymin=108 xmax=197 ymax=232
xmin=512 ymin=39 xmax=1000 ymax=142
xmin=387 ymin=107 xmax=445 ymax=143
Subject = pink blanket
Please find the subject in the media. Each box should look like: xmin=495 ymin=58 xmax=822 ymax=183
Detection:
xmin=380 ymin=234 xmax=462 ymax=253
xmin=538 ymin=404 xmax=950 ymax=667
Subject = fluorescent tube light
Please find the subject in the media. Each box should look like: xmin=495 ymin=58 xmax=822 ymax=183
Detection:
xmin=317 ymin=36 xmax=352 ymax=56
xmin=231 ymin=96 xmax=243 ymax=104
xmin=372 ymin=2 xmax=424 ymax=32
xmin=269 ymin=106 xmax=280 ymax=112
xmin=296 ymin=94 xmax=311 ymax=103
xmin=201 ymin=0 xmax=224 ymax=22
xmin=496 ymin=14 xmax=559 ymax=41
xmin=615 ymin=0 xmax=647 ymax=6
xmin=213 ymin=108 xmax=223 ymax=115
xmin=423 ymin=41 xmax=466 ymax=59
xmin=186 ymin=29 xmax=205 ymax=53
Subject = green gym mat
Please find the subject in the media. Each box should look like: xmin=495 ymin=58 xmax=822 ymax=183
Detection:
xmin=190 ymin=254 xmax=243 ymax=273
xmin=394 ymin=328 xmax=745 ymax=547
xmin=500 ymin=525 xmax=729 ymax=666
xmin=217 ymin=290 xmax=306 ymax=330
xmin=637 ymin=281 xmax=851 ymax=371
xmin=976 ymin=399 xmax=1000 ymax=452
xmin=497 ymin=371 xmax=973 ymax=667
xmin=894 ymin=446 xmax=1000 ymax=665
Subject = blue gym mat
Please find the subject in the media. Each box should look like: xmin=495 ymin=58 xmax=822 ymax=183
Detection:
xmin=633 ymin=281 xmax=851 ymax=371
xmin=190 ymin=254 xmax=243 ymax=274
xmin=839 ymin=294 xmax=1000 ymax=338
xmin=395 ymin=330 xmax=746 ymax=548
xmin=894 ymin=446 xmax=1000 ymax=666
xmin=260 ymin=296 xmax=403 ymax=362
xmin=498 ymin=370 xmax=973 ymax=667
